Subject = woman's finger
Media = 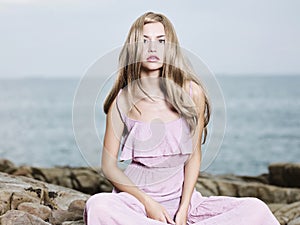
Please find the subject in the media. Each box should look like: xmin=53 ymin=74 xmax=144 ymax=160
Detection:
xmin=158 ymin=216 xmax=167 ymax=223
xmin=164 ymin=211 xmax=175 ymax=224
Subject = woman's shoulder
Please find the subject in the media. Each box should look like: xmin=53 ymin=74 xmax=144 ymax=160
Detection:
xmin=115 ymin=88 xmax=131 ymax=117
xmin=184 ymin=79 xmax=205 ymax=99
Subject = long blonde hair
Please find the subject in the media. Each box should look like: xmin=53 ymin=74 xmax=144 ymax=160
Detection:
xmin=103 ymin=11 xmax=210 ymax=144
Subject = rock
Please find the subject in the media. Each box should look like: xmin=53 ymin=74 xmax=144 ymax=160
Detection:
xmin=49 ymin=208 xmax=83 ymax=225
xmin=49 ymin=200 xmax=86 ymax=225
xmin=269 ymin=163 xmax=300 ymax=188
xmin=288 ymin=217 xmax=300 ymax=225
xmin=17 ymin=202 xmax=52 ymax=220
xmin=201 ymin=172 xmax=270 ymax=184
xmin=196 ymin=176 xmax=300 ymax=204
xmin=6 ymin=165 xmax=112 ymax=195
xmin=0 ymin=172 xmax=89 ymax=224
xmin=0 ymin=210 xmax=51 ymax=225
xmin=0 ymin=158 xmax=16 ymax=174
xmin=268 ymin=203 xmax=287 ymax=213
xmin=62 ymin=221 xmax=85 ymax=225
xmin=195 ymin=175 xmax=300 ymax=224
xmin=68 ymin=199 xmax=86 ymax=215
xmin=272 ymin=201 xmax=300 ymax=225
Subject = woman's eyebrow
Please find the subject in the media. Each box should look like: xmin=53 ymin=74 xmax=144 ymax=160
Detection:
xmin=143 ymin=35 xmax=166 ymax=39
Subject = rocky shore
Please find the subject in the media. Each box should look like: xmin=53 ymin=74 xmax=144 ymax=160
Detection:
xmin=0 ymin=159 xmax=300 ymax=225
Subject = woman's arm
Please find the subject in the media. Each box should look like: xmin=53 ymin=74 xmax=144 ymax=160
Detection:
xmin=101 ymin=97 xmax=149 ymax=203
xmin=175 ymin=82 xmax=206 ymax=223
xmin=101 ymin=98 xmax=175 ymax=224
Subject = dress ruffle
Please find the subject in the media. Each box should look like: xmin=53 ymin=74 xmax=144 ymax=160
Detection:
xmin=119 ymin=117 xmax=193 ymax=164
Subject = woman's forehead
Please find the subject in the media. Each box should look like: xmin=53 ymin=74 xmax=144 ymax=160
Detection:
xmin=143 ymin=22 xmax=165 ymax=37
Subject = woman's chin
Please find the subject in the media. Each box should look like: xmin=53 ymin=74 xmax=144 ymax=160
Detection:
xmin=141 ymin=62 xmax=163 ymax=71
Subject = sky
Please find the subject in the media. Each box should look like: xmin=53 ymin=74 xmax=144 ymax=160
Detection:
xmin=0 ymin=0 xmax=299 ymax=78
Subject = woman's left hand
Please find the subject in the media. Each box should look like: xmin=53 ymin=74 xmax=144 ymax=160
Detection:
xmin=174 ymin=207 xmax=188 ymax=225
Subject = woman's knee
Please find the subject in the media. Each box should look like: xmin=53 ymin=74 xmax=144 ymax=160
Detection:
xmin=242 ymin=197 xmax=271 ymax=212
xmin=84 ymin=193 xmax=118 ymax=225
xmin=85 ymin=193 xmax=115 ymax=212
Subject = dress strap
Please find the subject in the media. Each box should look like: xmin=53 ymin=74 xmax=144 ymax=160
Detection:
xmin=116 ymin=89 xmax=125 ymax=122
xmin=189 ymin=80 xmax=193 ymax=98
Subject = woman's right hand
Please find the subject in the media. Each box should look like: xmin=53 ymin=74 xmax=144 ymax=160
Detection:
xmin=143 ymin=197 xmax=175 ymax=224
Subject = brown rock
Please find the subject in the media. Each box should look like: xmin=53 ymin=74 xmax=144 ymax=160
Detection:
xmin=0 ymin=158 xmax=16 ymax=173
xmin=273 ymin=202 xmax=300 ymax=225
xmin=0 ymin=159 xmax=113 ymax=194
xmin=0 ymin=191 xmax=12 ymax=215
xmin=0 ymin=210 xmax=51 ymax=225
xmin=201 ymin=172 xmax=269 ymax=184
xmin=10 ymin=191 xmax=41 ymax=209
xmin=68 ymin=199 xmax=86 ymax=215
xmin=10 ymin=166 xmax=112 ymax=194
xmin=0 ymin=172 xmax=89 ymax=224
xmin=49 ymin=209 xmax=83 ymax=225
xmin=196 ymin=176 xmax=300 ymax=204
xmin=269 ymin=163 xmax=300 ymax=188
xmin=43 ymin=185 xmax=88 ymax=211
xmin=49 ymin=199 xmax=86 ymax=224
xmin=288 ymin=217 xmax=300 ymax=225
xmin=274 ymin=201 xmax=300 ymax=223
xmin=268 ymin=203 xmax=287 ymax=213
xmin=62 ymin=221 xmax=85 ymax=225
xmin=17 ymin=202 xmax=52 ymax=221
xmin=13 ymin=166 xmax=34 ymax=177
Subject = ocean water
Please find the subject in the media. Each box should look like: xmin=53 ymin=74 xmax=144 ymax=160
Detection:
xmin=0 ymin=75 xmax=299 ymax=176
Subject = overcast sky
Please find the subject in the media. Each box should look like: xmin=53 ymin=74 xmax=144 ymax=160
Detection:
xmin=0 ymin=0 xmax=299 ymax=78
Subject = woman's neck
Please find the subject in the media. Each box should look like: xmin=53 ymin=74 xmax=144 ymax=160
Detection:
xmin=138 ymin=69 xmax=164 ymax=99
xmin=140 ymin=68 xmax=160 ymax=78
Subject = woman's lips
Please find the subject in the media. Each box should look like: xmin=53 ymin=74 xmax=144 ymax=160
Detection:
xmin=146 ymin=55 xmax=160 ymax=62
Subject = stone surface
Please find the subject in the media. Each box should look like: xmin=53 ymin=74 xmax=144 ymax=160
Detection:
xmin=0 ymin=210 xmax=51 ymax=225
xmin=1 ymin=160 xmax=111 ymax=195
xmin=272 ymin=202 xmax=300 ymax=225
xmin=0 ymin=159 xmax=15 ymax=174
xmin=0 ymin=172 xmax=89 ymax=224
xmin=17 ymin=202 xmax=52 ymax=221
xmin=62 ymin=221 xmax=85 ymax=225
xmin=196 ymin=175 xmax=300 ymax=204
xmin=288 ymin=217 xmax=300 ymax=225
xmin=269 ymin=163 xmax=300 ymax=188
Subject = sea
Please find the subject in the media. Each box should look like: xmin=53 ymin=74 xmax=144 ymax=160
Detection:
xmin=0 ymin=75 xmax=299 ymax=176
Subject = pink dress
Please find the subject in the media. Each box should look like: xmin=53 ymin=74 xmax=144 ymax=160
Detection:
xmin=84 ymin=87 xmax=279 ymax=225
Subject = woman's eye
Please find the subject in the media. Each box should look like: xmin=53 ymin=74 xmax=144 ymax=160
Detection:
xmin=143 ymin=39 xmax=149 ymax=44
xmin=158 ymin=39 xmax=165 ymax=44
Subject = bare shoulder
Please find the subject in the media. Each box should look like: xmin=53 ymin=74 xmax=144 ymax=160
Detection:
xmin=184 ymin=80 xmax=205 ymax=104
xmin=106 ymin=96 xmax=118 ymax=120
xmin=106 ymin=94 xmax=124 ymax=134
xmin=189 ymin=81 xmax=206 ymax=120
xmin=112 ymin=88 xmax=131 ymax=116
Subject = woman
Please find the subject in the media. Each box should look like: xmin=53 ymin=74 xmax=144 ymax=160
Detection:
xmin=84 ymin=12 xmax=279 ymax=225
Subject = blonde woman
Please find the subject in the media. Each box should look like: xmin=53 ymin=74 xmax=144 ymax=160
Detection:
xmin=84 ymin=12 xmax=279 ymax=225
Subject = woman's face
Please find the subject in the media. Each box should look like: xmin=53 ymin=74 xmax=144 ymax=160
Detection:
xmin=141 ymin=22 xmax=165 ymax=73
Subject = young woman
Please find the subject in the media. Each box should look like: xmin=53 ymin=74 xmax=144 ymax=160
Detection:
xmin=84 ymin=12 xmax=279 ymax=225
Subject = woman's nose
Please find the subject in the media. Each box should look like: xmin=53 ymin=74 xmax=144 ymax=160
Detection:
xmin=148 ymin=40 xmax=157 ymax=52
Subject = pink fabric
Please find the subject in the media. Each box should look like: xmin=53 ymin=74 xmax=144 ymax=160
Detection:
xmin=84 ymin=87 xmax=280 ymax=225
